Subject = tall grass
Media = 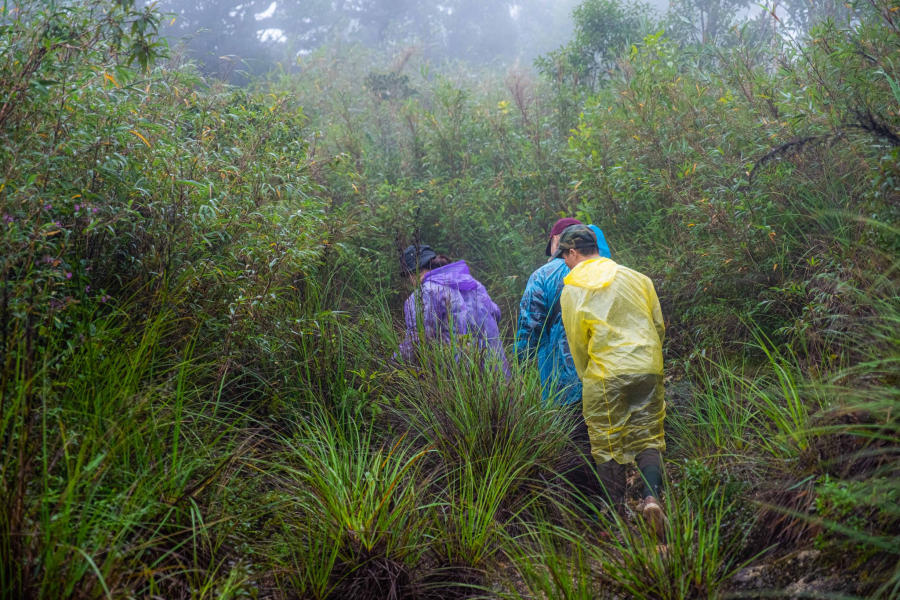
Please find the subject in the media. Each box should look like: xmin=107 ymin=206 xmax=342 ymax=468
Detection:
xmin=439 ymin=454 xmax=538 ymax=570
xmin=801 ymin=286 xmax=900 ymax=597
xmin=664 ymin=265 xmax=899 ymax=594
xmin=499 ymin=484 xmax=756 ymax=600
xmin=669 ymin=326 xmax=829 ymax=462
xmin=668 ymin=358 xmax=759 ymax=455
xmin=271 ymin=408 xmax=434 ymax=599
xmin=383 ymin=342 xmax=576 ymax=520
xmin=593 ymin=489 xmax=756 ymax=600
xmin=253 ymin=338 xmax=590 ymax=598
xmin=385 ymin=343 xmax=566 ymax=465
xmin=0 ymin=309 xmax=253 ymax=598
xmin=499 ymin=522 xmax=602 ymax=599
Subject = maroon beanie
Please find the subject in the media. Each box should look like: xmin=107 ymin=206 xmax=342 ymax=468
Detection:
xmin=545 ymin=217 xmax=582 ymax=256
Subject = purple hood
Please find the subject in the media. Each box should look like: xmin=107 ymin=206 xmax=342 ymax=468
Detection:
xmin=422 ymin=260 xmax=480 ymax=291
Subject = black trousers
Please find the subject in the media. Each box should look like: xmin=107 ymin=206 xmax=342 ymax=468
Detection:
xmin=596 ymin=448 xmax=664 ymax=505
xmin=563 ymin=411 xmax=605 ymax=507
xmin=562 ymin=407 xmax=664 ymax=510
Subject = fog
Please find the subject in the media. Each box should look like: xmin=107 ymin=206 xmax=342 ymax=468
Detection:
xmin=157 ymin=0 xmax=591 ymax=78
xmin=154 ymin=0 xmax=845 ymax=81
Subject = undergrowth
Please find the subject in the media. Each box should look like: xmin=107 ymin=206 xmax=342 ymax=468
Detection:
xmin=1 ymin=0 xmax=897 ymax=598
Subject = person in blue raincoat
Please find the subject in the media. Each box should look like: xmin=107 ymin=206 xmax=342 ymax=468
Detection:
xmin=515 ymin=218 xmax=611 ymax=405
xmin=515 ymin=217 xmax=611 ymax=510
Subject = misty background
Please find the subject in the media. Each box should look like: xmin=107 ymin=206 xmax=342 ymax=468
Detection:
xmin=157 ymin=0 xmax=794 ymax=81
xmin=153 ymin=0 xmax=860 ymax=83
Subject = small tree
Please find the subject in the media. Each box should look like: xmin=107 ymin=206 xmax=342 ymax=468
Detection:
xmin=778 ymin=0 xmax=872 ymax=36
xmin=537 ymin=0 xmax=653 ymax=91
xmin=664 ymin=0 xmax=754 ymax=46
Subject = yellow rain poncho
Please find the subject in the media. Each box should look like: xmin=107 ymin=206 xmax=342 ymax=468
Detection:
xmin=561 ymin=257 xmax=666 ymax=464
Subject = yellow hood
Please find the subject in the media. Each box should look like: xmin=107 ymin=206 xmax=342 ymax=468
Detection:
xmin=564 ymin=258 xmax=616 ymax=290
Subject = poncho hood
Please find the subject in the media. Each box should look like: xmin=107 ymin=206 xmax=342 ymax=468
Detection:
xmin=564 ymin=257 xmax=616 ymax=290
xmin=423 ymin=260 xmax=479 ymax=291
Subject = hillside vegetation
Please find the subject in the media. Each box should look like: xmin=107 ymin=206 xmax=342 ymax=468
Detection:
xmin=1 ymin=0 xmax=897 ymax=598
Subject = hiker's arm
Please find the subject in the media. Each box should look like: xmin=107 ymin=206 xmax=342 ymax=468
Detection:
xmin=396 ymin=292 xmax=420 ymax=363
xmin=515 ymin=272 xmax=547 ymax=362
xmin=649 ymin=280 xmax=665 ymax=345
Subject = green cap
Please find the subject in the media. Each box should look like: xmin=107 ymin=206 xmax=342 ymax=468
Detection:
xmin=550 ymin=224 xmax=598 ymax=259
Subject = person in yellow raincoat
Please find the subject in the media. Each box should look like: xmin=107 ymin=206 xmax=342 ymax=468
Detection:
xmin=554 ymin=224 xmax=667 ymax=536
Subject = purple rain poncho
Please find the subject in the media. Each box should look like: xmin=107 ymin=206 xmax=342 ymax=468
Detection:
xmin=397 ymin=260 xmax=510 ymax=377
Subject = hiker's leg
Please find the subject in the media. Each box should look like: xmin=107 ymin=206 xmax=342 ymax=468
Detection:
xmin=560 ymin=410 xmax=604 ymax=514
xmin=570 ymin=413 xmax=602 ymax=493
xmin=595 ymin=458 xmax=626 ymax=508
xmin=636 ymin=448 xmax=667 ymax=542
xmin=636 ymin=448 xmax=664 ymax=500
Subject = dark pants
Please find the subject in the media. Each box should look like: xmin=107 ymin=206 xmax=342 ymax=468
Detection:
xmin=596 ymin=448 xmax=664 ymax=506
xmin=562 ymin=408 xmax=664 ymax=512
xmin=560 ymin=410 xmax=606 ymax=513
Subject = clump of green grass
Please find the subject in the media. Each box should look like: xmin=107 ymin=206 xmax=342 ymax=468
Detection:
xmin=668 ymin=357 xmax=759 ymax=455
xmin=269 ymin=407 xmax=436 ymax=599
xmin=669 ymin=321 xmax=832 ymax=464
xmin=437 ymin=453 xmax=539 ymax=570
xmin=498 ymin=521 xmax=605 ymax=599
xmin=0 ymin=310 xmax=254 ymax=599
xmin=383 ymin=341 xmax=570 ymax=489
xmin=592 ymin=486 xmax=755 ymax=600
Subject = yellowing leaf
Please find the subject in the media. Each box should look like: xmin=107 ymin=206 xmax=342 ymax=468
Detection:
xmin=130 ymin=130 xmax=151 ymax=148
xmin=103 ymin=72 xmax=120 ymax=88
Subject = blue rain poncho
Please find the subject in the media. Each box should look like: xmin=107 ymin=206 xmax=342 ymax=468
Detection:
xmin=515 ymin=226 xmax=610 ymax=405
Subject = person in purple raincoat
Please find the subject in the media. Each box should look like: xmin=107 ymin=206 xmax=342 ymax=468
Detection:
xmin=396 ymin=244 xmax=510 ymax=377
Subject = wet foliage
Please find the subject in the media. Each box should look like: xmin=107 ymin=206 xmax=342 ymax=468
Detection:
xmin=1 ymin=0 xmax=898 ymax=598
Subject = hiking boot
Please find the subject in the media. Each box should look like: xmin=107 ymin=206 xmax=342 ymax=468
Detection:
xmin=641 ymin=496 xmax=667 ymax=542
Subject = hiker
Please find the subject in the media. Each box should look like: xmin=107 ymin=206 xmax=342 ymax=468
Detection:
xmin=555 ymin=224 xmax=667 ymax=536
xmin=515 ymin=218 xmax=611 ymax=512
xmin=396 ymin=243 xmax=510 ymax=377
xmin=515 ymin=217 xmax=611 ymax=406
